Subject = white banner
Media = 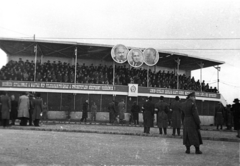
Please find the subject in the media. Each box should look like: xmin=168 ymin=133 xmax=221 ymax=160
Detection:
xmin=128 ymin=84 xmax=138 ymax=96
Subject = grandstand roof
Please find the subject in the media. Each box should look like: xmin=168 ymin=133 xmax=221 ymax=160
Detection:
xmin=0 ymin=37 xmax=224 ymax=70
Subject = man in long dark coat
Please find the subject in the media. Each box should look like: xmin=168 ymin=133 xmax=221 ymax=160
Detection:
xmin=155 ymin=96 xmax=169 ymax=135
xmin=131 ymin=101 xmax=140 ymax=125
xmin=171 ymin=96 xmax=182 ymax=136
xmin=80 ymin=100 xmax=88 ymax=123
xmin=232 ymin=98 xmax=240 ymax=138
xmin=182 ymin=92 xmax=203 ymax=154
xmin=214 ymin=102 xmax=224 ymax=130
xmin=0 ymin=91 xmax=11 ymax=127
xmin=142 ymin=96 xmax=154 ymax=134
xmin=108 ymin=100 xmax=116 ymax=124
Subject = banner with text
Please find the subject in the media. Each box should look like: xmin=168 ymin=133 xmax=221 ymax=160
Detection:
xmin=0 ymin=81 xmax=220 ymax=99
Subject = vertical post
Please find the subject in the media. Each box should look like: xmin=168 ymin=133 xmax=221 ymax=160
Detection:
xmin=198 ymin=63 xmax=204 ymax=92
xmin=74 ymin=47 xmax=77 ymax=84
xmin=113 ymin=61 xmax=115 ymax=85
xmin=175 ymin=58 xmax=181 ymax=90
xmin=214 ymin=66 xmax=221 ymax=93
xmin=34 ymin=45 xmax=37 ymax=82
xmin=147 ymin=66 xmax=149 ymax=87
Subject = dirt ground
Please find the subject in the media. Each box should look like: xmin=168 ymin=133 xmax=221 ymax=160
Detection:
xmin=0 ymin=129 xmax=239 ymax=166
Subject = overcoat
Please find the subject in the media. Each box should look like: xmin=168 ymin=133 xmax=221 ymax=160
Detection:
xmin=1 ymin=95 xmax=11 ymax=119
xmin=10 ymin=100 xmax=18 ymax=120
xmin=82 ymin=102 xmax=88 ymax=118
xmin=171 ymin=100 xmax=182 ymax=128
xmin=32 ymin=97 xmax=43 ymax=120
xmin=155 ymin=101 xmax=169 ymax=128
xmin=118 ymin=101 xmax=126 ymax=120
xmin=143 ymin=100 xmax=154 ymax=128
xmin=232 ymin=103 xmax=240 ymax=130
xmin=131 ymin=104 xmax=140 ymax=121
xmin=18 ymin=95 xmax=30 ymax=118
xmin=214 ymin=104 xmax=224 ymax=125
xmin=108 ymin=102 xmax=116 ymax=121
xmin=182 ymin=99 xmax=203 ymax=146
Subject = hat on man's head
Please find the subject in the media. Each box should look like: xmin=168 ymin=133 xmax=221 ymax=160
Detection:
xmin=187 ymin=92 xmax=195 ymax=98
xmin=175 ymin=96 xmax=180 ymax=100
xmin=148 ymin=96 xmax=152 ymax=101
xmin=160 ymin=96 xmax=164 ymax=100
xmin=233 ymin=98 xmax=239 ymax=103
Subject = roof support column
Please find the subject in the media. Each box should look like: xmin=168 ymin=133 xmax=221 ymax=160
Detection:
xmin=175 ymin=58 xmax=181 ymax=90
xmin=198 ymin=62 xmax=204 ymax=92
xmin=34 ymin=45 xmax=37 ymax=82
xmin=113 ymin=61 xmax=115 ymax=85
xmin=74 ymin=47 xmax=77 ymax=84
xmin=214 ymin=66 xmax=221 ymax=93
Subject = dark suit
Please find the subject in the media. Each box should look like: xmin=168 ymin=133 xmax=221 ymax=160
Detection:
xmin=129 ymin=61 xmax=142 ymax=67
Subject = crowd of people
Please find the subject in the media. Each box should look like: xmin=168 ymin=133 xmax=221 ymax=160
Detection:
xmin=0 ymin=59 xmax=218 ymax=93
xmin=0 ymin=91 xmax=48 ymax=127
xmin=0 ymin=90 xmax=240 ymax=154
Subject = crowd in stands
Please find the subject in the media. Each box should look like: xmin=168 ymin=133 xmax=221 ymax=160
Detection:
xmin=0 ymin=58 xmax=218 ymax=93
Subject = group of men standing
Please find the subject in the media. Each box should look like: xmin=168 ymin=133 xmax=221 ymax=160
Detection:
xmin=142 ymin=92 xmax=203 ymax=154
xmin=0 ymin=91 xmax=48 ymax=127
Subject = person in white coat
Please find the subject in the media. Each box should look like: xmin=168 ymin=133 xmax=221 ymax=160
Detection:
xmin=18 ymin=92 xmax=30 ymax=126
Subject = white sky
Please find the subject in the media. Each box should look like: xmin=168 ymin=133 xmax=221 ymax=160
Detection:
xmin=0 ymin=0 xmax=240 ymax=104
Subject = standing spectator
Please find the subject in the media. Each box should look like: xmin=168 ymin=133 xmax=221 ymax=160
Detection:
xmin=118 ymin=99 xmax=126 ymax=124
xmin=155 ymin=96 xmax=169 ymax=135
xmin=108 ymin=100 xmax=116 ymax=124
xmin=232 ymin=98 xmax=240 ymax=138
xmin=10 ymin=95 xmax=18 ymax=125
xmin=18 ymin=92 xmax=30 ymax=126
xmin=42 ymin=102 xmax=48 ymax=123
xmin=0 ymin=91 xmax=11 ymax=128
xmin=182 ymin=92 xmax=203 ymax=154
xmin=131 ymin=101 xmax=140 ymax=125
xmin=225 ymin=104 xmax=233 ymax=130
xmin=214 ymin=102 xmax=224 ymax=130
xmin=32 ymin=93 xmax=43 ymax=127
xmin=28 ymin=93 xmax=34 ymax=126
xmin=80 ymin=100 xmax=88 ymax=123
xmin=142 ymin=97 xmax=155 ymax=134
xmin=90 ymin=102 xmax=97 ymax=123
xmin=171 ymin=96 xmax=182 ymax=136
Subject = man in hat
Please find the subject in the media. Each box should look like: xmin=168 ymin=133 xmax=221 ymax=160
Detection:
xmin=142 ymin=96 xmax=155 ymax=134
xmin=232 ymin=98 xmax=240 ymax=138
xmin=181 ymin=92 xmax=203 ymax=154
xmin=155 ymin=96 xmax=169 ymax=135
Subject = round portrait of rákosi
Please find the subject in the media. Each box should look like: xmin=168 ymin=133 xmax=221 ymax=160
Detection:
xmin=127 ymin=48 xmax=144 ymax=67
xmin=143 ymin=48 xmax=159 ymax=66
xmin=111 ymin=44 xmax=129 ymax=63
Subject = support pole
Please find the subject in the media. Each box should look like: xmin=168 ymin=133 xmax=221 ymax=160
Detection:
xmin=175 ymin=58 xmax=181 ymax=90
xmin=34 ymin=45 xmax=37 ymax=82
xmin=147 ymin=66 xmax=149 ymax=87
xmin=198 ymin=62 xmax=204 ymax=92
xmin=214 ymin=66 xmax=221 ymax=93
xmin=74 ymin=47 xmax=77 ymax=84
xmin=113 ymin=61 xmax=115 ymax=85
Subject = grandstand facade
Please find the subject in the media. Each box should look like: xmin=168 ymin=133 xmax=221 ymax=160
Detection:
xmin=0 ymin=38 xmax=225 ymax=125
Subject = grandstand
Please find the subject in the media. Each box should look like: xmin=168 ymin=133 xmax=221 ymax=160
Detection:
xmin=0 ymin=37 xmax=225 ymax=125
